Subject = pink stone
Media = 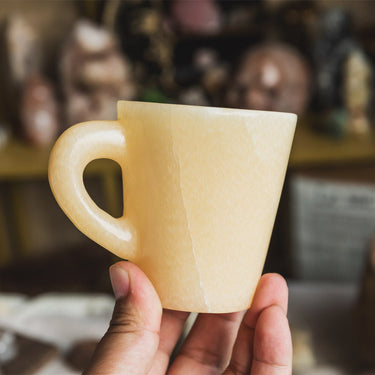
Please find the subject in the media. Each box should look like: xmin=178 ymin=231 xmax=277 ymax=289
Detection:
xmin=60 ymin=20 xmax=136 ymax=127
xmin=20 ymin=75 xmax=59 ymax=146
xmin=227 ymin=44 xmax=311 ymax=115
xmin=170 ymin=0 xmax=223 ymax=35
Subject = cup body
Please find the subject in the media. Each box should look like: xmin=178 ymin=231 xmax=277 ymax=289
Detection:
xmin=117 ymin=101 xmax=296 ymax=312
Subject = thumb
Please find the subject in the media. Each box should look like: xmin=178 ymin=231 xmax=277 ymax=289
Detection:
xmin=84 ymin=261 xmax=162 ymax=375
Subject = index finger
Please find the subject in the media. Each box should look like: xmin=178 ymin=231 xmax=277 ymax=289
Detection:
xmin=251 ymin=305 xmax=292 ymax=374
xmin=224 ymin=273 xmax=289 ymax=375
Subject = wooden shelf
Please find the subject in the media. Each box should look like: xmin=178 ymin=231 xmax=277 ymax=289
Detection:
xmin=289 ymin=121 xmax=375 ymax=169
xmin=0 ymin=140 xmax=52 ymax=179
xmin=1 ymin=121 xmax=375 ymax=265
xmin=1 ymin=120 xmax=375 ymax=180
xmin=0 ymin=139 xmax=122 ymax=263
xmin=0 ymin=139 xmax=120 ymax=180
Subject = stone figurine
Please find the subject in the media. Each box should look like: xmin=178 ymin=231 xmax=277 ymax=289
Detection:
xmin=314 ymin=8 xmax=373 ymax=137
xmin=343 ymin=50 xmax=372 ymax=136
xmin=115 ymin=1 xmax=175 ymax=94
xmin=0 ymin=15 xmax=60 ymax=146
xmin=20 ymin=75 xmax=59 ymax=146
xmin=226 ymin=43 xmax=311 ymax=115
xmin=169 ymin=0 xmax=223 ymax=36
xmin=271 ymin=0 xmax=318 ymax=60
xmin=314 ymin=9 xmax=357 ymax=111
xmin=0 ymin=16 xmax=41 ymax=128
xmin=0 ymin=124 xmax=10 ymax=150
xmin=175 ymin=48 xmax=229 ymax=107
xmin=60 ymin=20 xmax=136 ymax=127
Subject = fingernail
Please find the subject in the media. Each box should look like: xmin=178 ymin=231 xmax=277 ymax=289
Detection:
xmin=109 ymin=265 xmax=130 ymax=300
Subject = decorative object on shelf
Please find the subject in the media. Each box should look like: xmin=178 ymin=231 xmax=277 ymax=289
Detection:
xmin=271 ymin=0 xmax=318 ymax=60
xmin=175 ymin=47 xmax=229 ymax=106
xmin=194 ymin=48 xmax=229 ymax=106
xmin=343 ymin=50 xmax=373 ymax=136
xmin=60 ymin=20 xmax=136 ymax=127
xmin=221 ymin=0 xmax=265 ymax=35
xmin=169 ymin=0 xmax=223 ymax=36
xmin=0 ymin=15 xmax=63 ymax=146
xmin=319 ymin=108 xmax=349 ymax=139
xmin=115 ymin=0 xmax=175 ymax=95
xmin=313 ymin=8 xmax=373 ymax=138
xmin=356 ymin=237 xmax=375 ymax=368
xmin=19 ymin=75 xmax=59 ymax=147
xmin=314 ymin=9 xmax=357 ymax=112
xmin=0 ymin=124 xmax=10 ymax=150
xmin=140 ymin=88 xmax=171 ymax=104
xmin=178 ymin=86 xmax=210 ymax=106
xmin=0 ymin=15 xmax=41 ymax=129
xmin=226 ymin=43 xmax=311 ymax=115
xmin=0 ymin=16 xmax=40 ymax=85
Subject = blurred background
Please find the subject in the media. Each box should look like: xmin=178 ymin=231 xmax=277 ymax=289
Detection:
xmin=1 ymin=0 xmax=375 ymax=373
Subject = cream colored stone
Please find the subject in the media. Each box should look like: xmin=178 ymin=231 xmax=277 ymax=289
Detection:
xmin=49 ymin=101 xmax=296 ymax=313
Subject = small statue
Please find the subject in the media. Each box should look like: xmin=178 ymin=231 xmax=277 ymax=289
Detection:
xmin=313 ymin=8 xmax=373 ymax=137
xmin=343 ymin=50 xmax=373 ymax=136
xmin=61 ymin=20 xmax=136 ymax=127
xmin=0 ymin=124 xmax=10 ymax=150
xmin=169 ymin=0 xmax=223 ymax=36
xmin=20 ymin=75 xmax=59 ymax=147
xmin=194 ymin=48 xmax=229 ymax=106
xmin=220 ymin=0 xmax=265 ymax=35
xmin=0 ymin=15 xmax=60 ymax=145
xmin=272 ymin=0 xmax=318 ymax=60
xmin=0 ymin=16 xmax=40 ymax=85
xmin=314 ymin=9 xmax=359 ymax=112
xmin=226 ymin=43 xmax=311 ymax=115
xmin=0 ymin=15 xmax=41 ymax=127
xmin=178 ymin=86 xmax=210 ymax=107
xmin=115 ymin=1 xmax=175 ymax=93
xmin=175 ymin=48 xmax=229 ymax=107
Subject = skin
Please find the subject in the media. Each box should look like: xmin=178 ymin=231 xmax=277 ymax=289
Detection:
xmin=84 ymin=261 xmax=292 ymax=375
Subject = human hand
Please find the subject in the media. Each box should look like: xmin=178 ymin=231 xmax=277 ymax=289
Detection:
xmin=84 ymin=261 xmax=292 ymax=374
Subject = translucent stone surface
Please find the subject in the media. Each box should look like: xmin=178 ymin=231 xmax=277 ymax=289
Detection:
xmin=49 ymin=101 xmax=296 ymax=313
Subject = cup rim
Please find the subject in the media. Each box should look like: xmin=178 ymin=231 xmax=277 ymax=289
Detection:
xmin=118 ymin=100 xmax=298 ymax=121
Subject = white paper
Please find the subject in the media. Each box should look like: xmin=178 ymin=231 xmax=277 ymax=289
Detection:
xmin=291 ymin=176 xmax=375 ymax=281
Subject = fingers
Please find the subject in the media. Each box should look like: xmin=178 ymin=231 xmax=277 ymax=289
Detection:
xmin=147 ymin=309 xmax=190 ymax=375
xmin=245 ymin=273 xmax=289 ymax=326
xmin=168 ymin=311 xmax=244 ymax=375
xmin=83 ymin=268 xmax=291 ymax=375
xmin=251 ymin=305 xmax=292 ymax=374
xmin=83 ymin=261 xmax=162 ymax=375
xmin=224 ymin=273 xmax=289 ymax=375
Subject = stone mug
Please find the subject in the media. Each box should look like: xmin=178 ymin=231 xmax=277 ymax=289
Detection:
xmin=48 ymin=101 xmax=296 ymax=313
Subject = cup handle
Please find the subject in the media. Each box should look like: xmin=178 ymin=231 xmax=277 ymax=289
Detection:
xmin=48 ymin=120 xmax=137 ymax=260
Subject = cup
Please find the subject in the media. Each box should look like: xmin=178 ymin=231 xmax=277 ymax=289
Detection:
xmin=49 ymin=101 xmax=296 ymax=313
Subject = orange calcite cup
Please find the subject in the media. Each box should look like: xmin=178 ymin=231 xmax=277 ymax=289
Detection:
xmin=49 ymin=101 xmax=296 ymax=313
